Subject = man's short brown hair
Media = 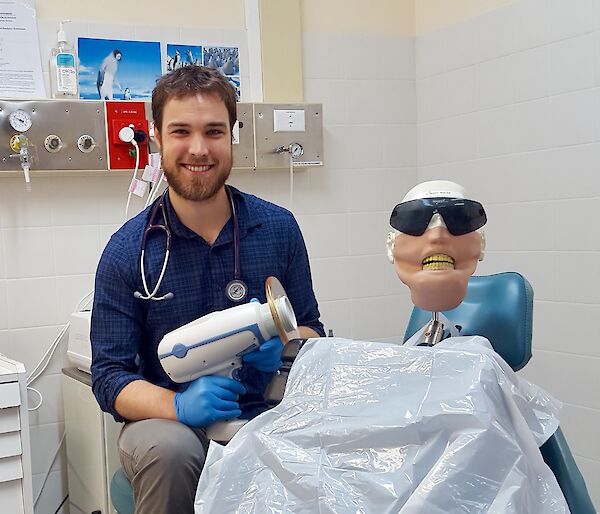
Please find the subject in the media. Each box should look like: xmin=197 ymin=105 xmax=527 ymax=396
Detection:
xmin=152 ymin=66 xmax=237 ymax=132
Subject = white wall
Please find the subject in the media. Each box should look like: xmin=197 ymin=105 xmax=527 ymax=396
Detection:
xmin=0 ymin=1 xmax=416 ymax=512
xmin=415 ymin=0 xmax=600 ymax=508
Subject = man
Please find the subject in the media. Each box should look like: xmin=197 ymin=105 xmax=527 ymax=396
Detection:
xmin=91 ymin=65 xmax=324 ymax=514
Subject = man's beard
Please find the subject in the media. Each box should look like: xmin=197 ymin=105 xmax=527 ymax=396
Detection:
xmin=163 ymin=158 xmax=232 ymax=202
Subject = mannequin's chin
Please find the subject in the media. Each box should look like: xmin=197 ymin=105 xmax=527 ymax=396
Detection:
xmin=402 ymin=269 xmax=469 ymax=312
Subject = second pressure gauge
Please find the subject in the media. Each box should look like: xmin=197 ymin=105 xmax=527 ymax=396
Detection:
xmin=9 ymin=109 xmax=32 ymax=133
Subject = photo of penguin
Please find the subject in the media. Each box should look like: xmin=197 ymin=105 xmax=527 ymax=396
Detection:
xmin=203 ymin=46 xmax=241 ymax=99
xmin=166 ymin=44 xmax=202 ymax=72
xmin=78 ymin=37 xmax=161 ymax=100
xmin=203 ymin=46 xmax=239 ymax=76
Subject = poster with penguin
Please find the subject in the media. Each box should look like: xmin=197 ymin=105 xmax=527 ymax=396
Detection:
xmin=203 ymin=46 xmax=241 ymax=100
xmin=166 ymin=44 xmax=202 ymax=72
xmin=78 ymin=37 xmax=162 ymax=100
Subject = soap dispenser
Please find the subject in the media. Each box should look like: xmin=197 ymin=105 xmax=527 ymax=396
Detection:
xmin=49 ymin=20 xmax=78 ymax=98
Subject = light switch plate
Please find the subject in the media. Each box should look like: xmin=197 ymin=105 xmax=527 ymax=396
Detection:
xmin=273 ymin=109 xmax=306 ymax=132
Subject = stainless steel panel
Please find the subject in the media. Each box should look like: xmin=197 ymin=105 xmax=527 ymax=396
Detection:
xmin=0 ymin=99 xmax=108 ymax=171
xmin=233 ymin=103 xmax=255 ymax=169
xmin=254 ymin=103 xmax=323 ymax=169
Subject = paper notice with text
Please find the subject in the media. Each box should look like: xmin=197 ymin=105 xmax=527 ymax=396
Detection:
xmin=0 ymin=0 xmax=46 ymax=98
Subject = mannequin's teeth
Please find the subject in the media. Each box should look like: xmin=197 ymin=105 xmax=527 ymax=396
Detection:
xmin=422 ymin=254 xmax=455 ymax=270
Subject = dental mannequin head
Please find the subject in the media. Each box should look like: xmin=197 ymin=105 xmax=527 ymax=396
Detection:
xmin=386 ymin=180 xmax=486 ymax=312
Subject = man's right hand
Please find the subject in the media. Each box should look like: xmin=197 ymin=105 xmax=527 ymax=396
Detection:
xmin=174 ymin=375 xmax=246 ymax=428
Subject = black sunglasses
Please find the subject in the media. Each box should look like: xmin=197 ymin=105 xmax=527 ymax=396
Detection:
xmin=390 ymin=197 xmax=487 ymax=236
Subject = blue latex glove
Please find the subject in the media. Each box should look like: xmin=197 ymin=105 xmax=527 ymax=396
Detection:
xmin=242 ymin=336 xmax=283 ymax=373
xmin=174 ymin=375 xmax=246 ymax=428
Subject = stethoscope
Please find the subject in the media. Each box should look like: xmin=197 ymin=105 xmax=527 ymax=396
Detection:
xmin=133 ymin=186 xmax=248 ymax=302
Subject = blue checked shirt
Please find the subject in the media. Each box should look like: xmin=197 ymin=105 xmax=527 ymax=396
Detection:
xmin=91 ymin=186 xmax=324 ymax=422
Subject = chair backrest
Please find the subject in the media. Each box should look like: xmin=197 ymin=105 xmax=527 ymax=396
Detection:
xmin=403 ymin=272 xmax=533 ymax=371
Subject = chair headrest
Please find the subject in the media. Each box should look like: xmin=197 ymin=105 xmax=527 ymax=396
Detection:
xmin=403 ymin=272 xmax=533 ymax=371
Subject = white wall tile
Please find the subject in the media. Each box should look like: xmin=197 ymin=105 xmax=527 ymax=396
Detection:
xmin=444 ymin=113 xmax=478 ymax=163
xmin=56 ymin=275 xmax=95 ymax=322
xmin=0 ymin=177 xmax=58 ymax=229
xmin=345 ymin=80 xmax=386 ymax=124
xmin=381 ymin=80 xmax=416 ymax=124
xmin=380 ymin=36 xmax=415 ymax=80
xmin=303 ymin=79 xmax=348 ymax=126
xmin=0 ymin=230 xmax=6 ymax=279
xmin=559 ymin=404 xmax=600 ymax=461
xmin=474 ymin=5 xmax=516 ymax=62
xmin=549 ymin=33 xmax=597 ymax=95
xmin=476 ymin=55 xmax=514 ymax=110
xmin=511 ymin=0 xmax=553 ymax=51
xmin=321 ymin=125 xmax=385 ymax=170
xmin=3 ymin=325 xmax=69 ymax=377
xmin=349 ymin=254 xmax=400 ymax=299
xmin=476 ymin=106 xmax=513 ymax=157
xmin=382 ymin=168 xmax=419 ymax=211
xmin=53 ymin=225 xmax=102 ymax=276
xmin=0 ymin=281 xmax=8 ymax=330
xmin=552 ymin=252 xmax=600 ymax=304
xmin=416 ymin=74 xmax=447 ymax=122
xmin=298 ymin=214 xmax=348 ymax=259
xmin=521 ymin=350 xmax=600 ymax=411
xmin=342 ymin=36 xmax=384 ymax=81
xmin=29 ymin=422 xmax=65 ymax=475
xmin=444 ymin=66 xmax=477 ymax=118
xmin=351 ymin=295 xmax=406 ymax=340
xmin=534 ymin=302 xmax=600 ymax=358
xmin=50 ymin=175 xmax=132 ymax=226
xmin=382 ymin=124 xmax=417 ymax=167
xmin=511 ymin=98 xmax=552 ymax=152
xmin=303 ymin=168 xmax=349 ymax=215
xmin=2 ymin=228 xmax=55 ymax=279
xmin=318 ymin=299 xmax=353 ymax=338
xmin=551 ymin=88 xmax=600 ymax=147
xmin=344 ymin=169 xmax=390 ymax=214
xmin=302 ymin=32 xmax=345 ymax=80
xmin=418 ymin=119 xmax=446 ymax=166
xmin=6 ymin=277 xmax=59 ymax=328
xmin=415 ymin=29 xmax=448 ymax=79
xmin=547 ymin=0 xmax=597 ymax=42
xmin=311 ymin=257 xmax=354 ymax=302
xmin=551 ymin=198 xmax=599 ymax=251
xmin=512 ymin=45 xmax=550 ymax=103
xmin=347 ymin=211 xmax=389 ymax=256
xmin=485 ymin=201 xmax=556 ymax=251
xmin=441 ymin=17 xmax=480 ymax=71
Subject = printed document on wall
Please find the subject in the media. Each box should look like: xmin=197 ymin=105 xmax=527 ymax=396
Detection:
xmin=0 ymin=0 xmax=46 ymax=98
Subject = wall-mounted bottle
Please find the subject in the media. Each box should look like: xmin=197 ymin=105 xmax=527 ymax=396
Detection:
xmin=49 ymin=21 xmax=78 ymax=99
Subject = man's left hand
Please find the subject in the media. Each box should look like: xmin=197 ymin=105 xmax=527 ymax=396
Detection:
xmin=243 ymin=336 xmax=283 ymax=373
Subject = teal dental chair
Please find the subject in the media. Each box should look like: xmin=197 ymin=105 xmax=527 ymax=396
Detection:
xmin=111 ymin=272 xmax=595 ymax=514
xmin=404 ymin=272 xmax=595 ymax=514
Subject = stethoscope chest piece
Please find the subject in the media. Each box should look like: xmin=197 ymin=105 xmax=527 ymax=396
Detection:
xmin=226 ymin=279 xmax=248 ymax=302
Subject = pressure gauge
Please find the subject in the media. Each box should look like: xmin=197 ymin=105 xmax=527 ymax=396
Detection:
xmin=8 ymin=109 xmax=32 ymax=133
xmin=289 ymin=142 xmax=304 ymax=159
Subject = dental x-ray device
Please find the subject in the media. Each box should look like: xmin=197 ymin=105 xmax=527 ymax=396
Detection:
xmin=157 ymin=277 xmax=298 ymax=441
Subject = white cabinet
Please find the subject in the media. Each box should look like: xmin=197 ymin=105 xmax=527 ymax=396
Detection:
xmin=0 ymin=355 xmax=33 ymax=514
xmin=62 ymin=368 xmax=123 ymax=514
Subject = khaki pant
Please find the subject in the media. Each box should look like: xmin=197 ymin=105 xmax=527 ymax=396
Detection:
xmin=118 ymin=419 xmax=210 ymax=514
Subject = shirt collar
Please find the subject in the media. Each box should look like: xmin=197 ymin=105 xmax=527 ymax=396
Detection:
xmin=163 ymin=185 xmax=264 ymax=242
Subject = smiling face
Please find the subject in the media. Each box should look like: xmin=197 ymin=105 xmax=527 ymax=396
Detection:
xmin=392 ymin=223 xmax=482 ymax=311
xmin=155 ymin=93 xmax=233 ymax=203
